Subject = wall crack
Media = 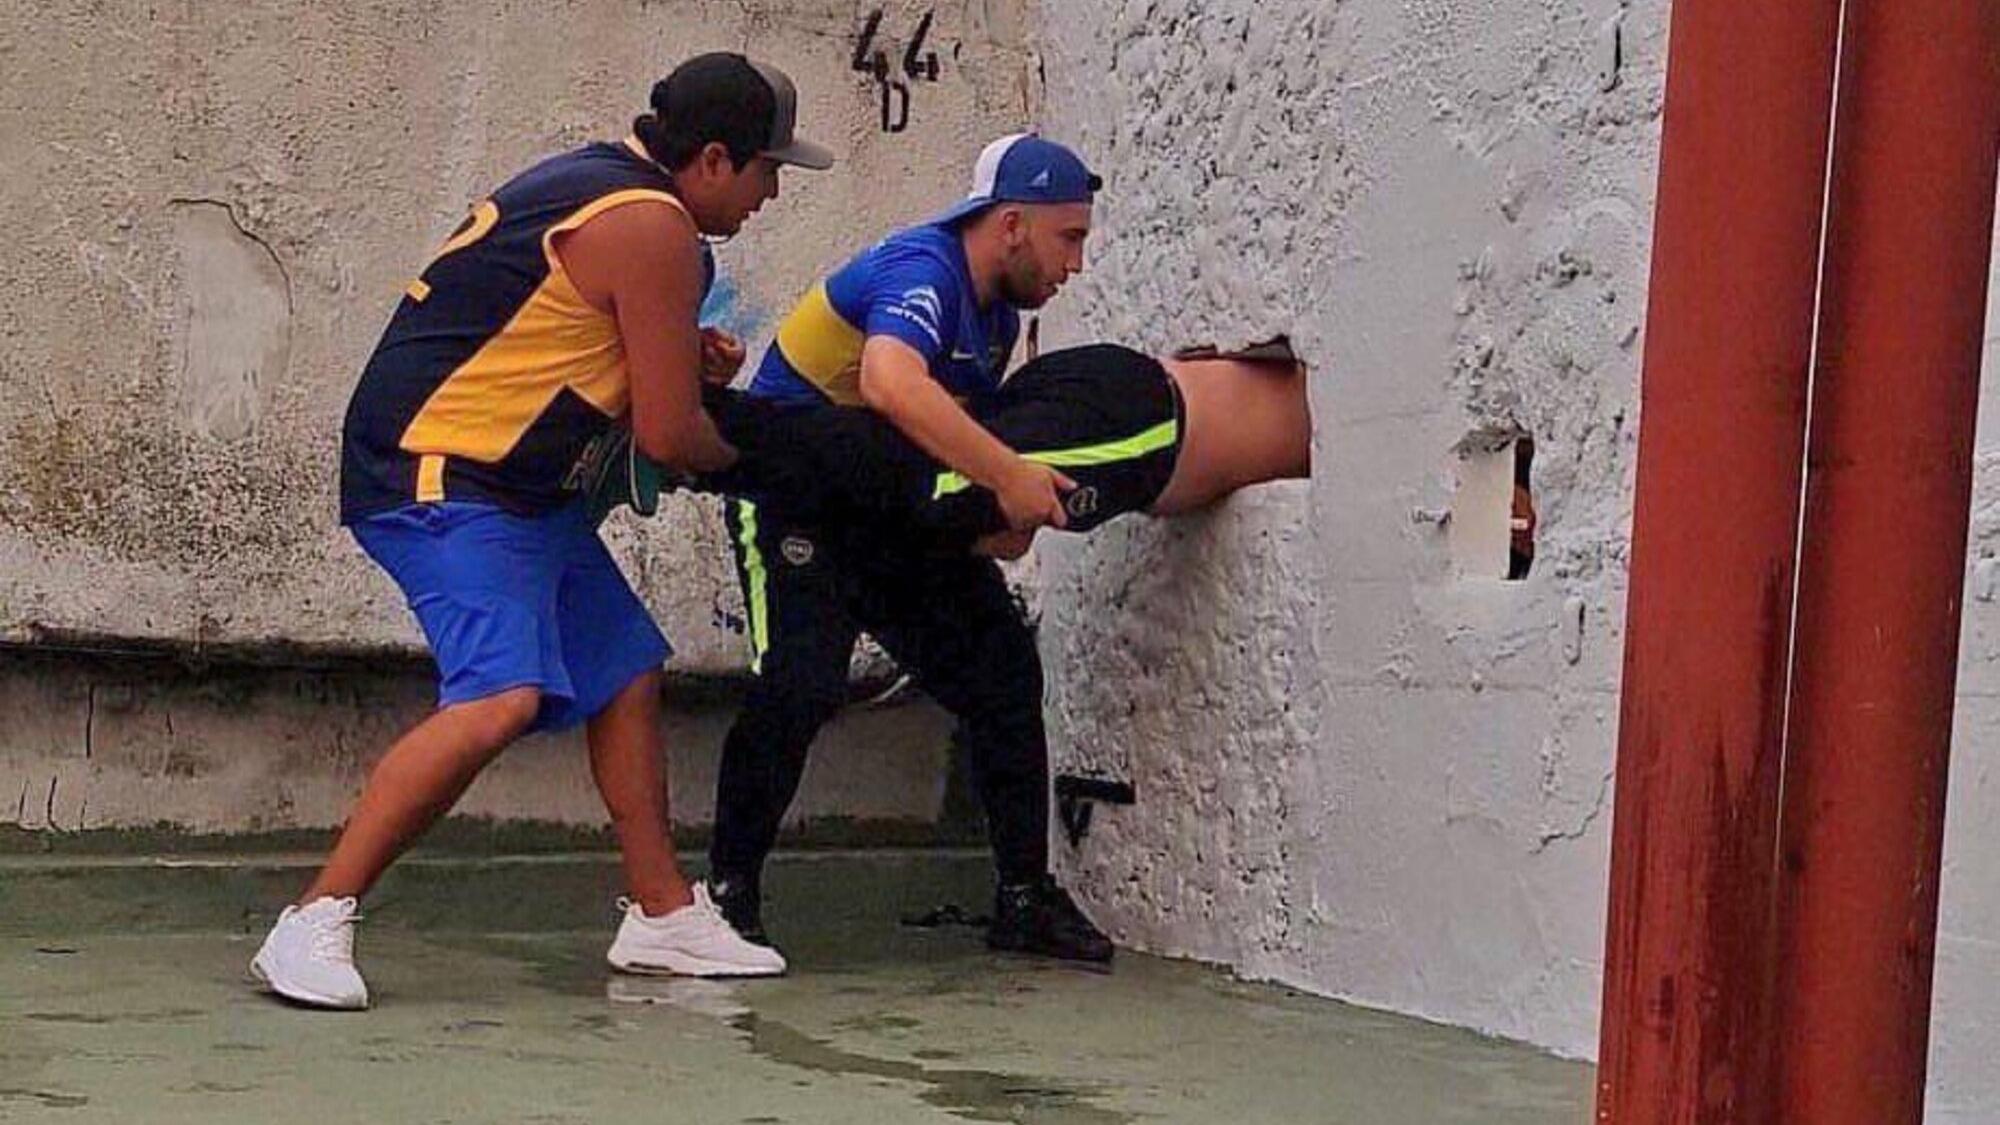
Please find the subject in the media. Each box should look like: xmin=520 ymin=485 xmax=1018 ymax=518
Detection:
xmin=166 ymin=197 xmax=294 ymax=317
xmin=1532 ymin=769 xmax=1613 ymax=854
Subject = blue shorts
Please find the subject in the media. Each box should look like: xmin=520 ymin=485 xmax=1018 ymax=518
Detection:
xmin=350 ymin=501 xmax=672 ymax=733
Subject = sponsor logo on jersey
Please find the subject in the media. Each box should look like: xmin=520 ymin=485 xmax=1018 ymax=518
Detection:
xmin=885 ymin=284 xmax=946 ymax=347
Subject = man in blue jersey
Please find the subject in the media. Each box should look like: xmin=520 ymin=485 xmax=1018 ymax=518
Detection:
xmin=250 ymin=54 xmax=832 ymax=1009
xmin=711 ymin=134 xmax=1115 ymax=963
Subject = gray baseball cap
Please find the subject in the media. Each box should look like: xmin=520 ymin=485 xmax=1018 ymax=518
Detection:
xmin=744 ymin=57 xmax=835 ymax=170
xmin=652 ymin=53 xmax=835 ymax=171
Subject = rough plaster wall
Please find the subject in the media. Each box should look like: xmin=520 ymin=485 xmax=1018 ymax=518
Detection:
xmin=1034 ymin=2 xmax=2000 ymax=1118
xmin=1034 ymin=0 xmax=1653 ymax=1058
xmin=0 ymin=0 xmax=1033 ymax=675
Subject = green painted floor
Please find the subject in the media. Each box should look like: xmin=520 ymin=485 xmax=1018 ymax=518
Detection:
xmin=0 ymin=852 xmax=1591 ymax=1124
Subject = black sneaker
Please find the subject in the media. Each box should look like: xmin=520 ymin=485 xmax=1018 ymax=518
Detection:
xmin=987 ymin=877 xmax=1114 ymax=964
xmin=709 ymin=873 xmax=771 ymax=948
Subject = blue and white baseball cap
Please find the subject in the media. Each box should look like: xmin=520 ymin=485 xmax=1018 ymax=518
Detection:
xmin=933 ymin=133 xmax=1102 ymax=226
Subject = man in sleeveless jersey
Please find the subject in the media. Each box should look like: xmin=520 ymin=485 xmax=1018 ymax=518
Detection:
xmin=249 ymin=54 xmax=832 ymax=1010
xmin=710 ymin=134 xmax=1116 ymax=963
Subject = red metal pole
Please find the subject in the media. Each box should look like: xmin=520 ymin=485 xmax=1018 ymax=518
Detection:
xmin=1773 ymin=2 xmax=2000 ymax=1121
xmin=1594 ymin=1 xmax=1842 ymax=1121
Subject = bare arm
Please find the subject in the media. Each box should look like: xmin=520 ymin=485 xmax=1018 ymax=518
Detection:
xmin=554 ymin=200 xmax=737 ymax=473
xmin=858 ymin=335 xmax=1072 ymax=530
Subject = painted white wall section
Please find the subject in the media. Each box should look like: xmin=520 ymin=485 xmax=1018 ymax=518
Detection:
xmin=1034 ymin=0 xmax=1656 ymax=1056
xmin=1031 ymin=1 xmax=1998 ymax=1119
xmin=1930 ymin=211 xmax=2000 ymax=1123
xmin=1447 ymin=439 xmax=1519 ymax=579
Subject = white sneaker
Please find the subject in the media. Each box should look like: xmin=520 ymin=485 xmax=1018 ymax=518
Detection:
xmin=606 ymin=884 xmax=787 ymax=978
xmin=250 ymin=896 xmax=370 ymax=1010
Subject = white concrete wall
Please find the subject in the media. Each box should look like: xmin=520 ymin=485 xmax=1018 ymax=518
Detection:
xmin=1932 ymin=215 xmax=2000 ymax=1124
xmin=1030 ymin=1 xmax=1998 ymax=1120
xmin=0 ymin=0 xmax=1034 ymax=675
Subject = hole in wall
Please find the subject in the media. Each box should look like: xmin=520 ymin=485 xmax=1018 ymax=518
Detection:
xmin=1449 ymin=432 xmax=1535 ymax=579
xmin=1510 ymin=437 xmax=1537 ymax=580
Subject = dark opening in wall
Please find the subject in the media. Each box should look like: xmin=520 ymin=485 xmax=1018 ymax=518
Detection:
xmin=1509 ymin=437 xmax=1537 ymax=580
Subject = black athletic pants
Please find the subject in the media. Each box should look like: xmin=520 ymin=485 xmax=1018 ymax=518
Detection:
xmin=708 ymin=499 xmax=1049 ymax=885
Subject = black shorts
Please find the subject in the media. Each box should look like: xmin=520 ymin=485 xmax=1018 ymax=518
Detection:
xmin=701 ymin=344 xmax=1184 ymax=546
xmin=940 ymin=344 xmax=1183 ymax=534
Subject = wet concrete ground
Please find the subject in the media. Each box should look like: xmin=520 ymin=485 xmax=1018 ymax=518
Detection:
xmin=0 ymin=851 xmax=1592 ymax=1124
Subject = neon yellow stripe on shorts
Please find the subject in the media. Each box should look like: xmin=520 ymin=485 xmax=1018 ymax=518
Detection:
xmin=736 ymin=499 xmax=770 ymax=674
xmin=932 ymin=418 xmax=1181 ymax=499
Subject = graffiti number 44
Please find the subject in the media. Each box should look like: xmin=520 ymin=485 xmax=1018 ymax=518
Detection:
xmin=852 ymin=8 xmax=941 ymax=134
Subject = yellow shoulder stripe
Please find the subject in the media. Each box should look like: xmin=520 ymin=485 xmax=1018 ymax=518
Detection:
xmin=774 ymin=283 xmax=867 ymax=406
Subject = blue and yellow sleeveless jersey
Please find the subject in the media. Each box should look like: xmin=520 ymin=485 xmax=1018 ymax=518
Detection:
xmin=338 ymin=139 xmax=712 ymax=522
xmin=745 ymin=222 xmax=1019 ymax=407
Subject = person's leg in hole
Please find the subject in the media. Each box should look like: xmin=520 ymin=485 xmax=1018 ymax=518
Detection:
xmin=928 ymin=344 xmax=1188 ymax=555
xmin=254 ymin=504 xmax=574 ymax=1010
xmin=728 ymin=345 xmax=1307 ymax=549
xmin=863 ymin=551 xmax=1113 ymax=963
xmin=956 ymin=348 xmax=1313 ymax=554
xmin=696 ymin=346 xmax=1313 ymax=553
xmin=708 ymin=498 xmax=863 ymax=946
xmin=535 ymin=501 xmax=785 ymax=978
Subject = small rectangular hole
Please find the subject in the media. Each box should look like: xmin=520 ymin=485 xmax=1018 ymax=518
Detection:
xmin=1509 ymin=438 xmax=1536 ymax=580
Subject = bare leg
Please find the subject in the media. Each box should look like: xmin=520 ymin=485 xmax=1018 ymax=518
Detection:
xmin=1152 ymin=357 xmax=1313 ymax=515
xmin=301 ymin=686 xmax=542 ymax=903
xmin=586 ymin=669 xmax=695 ymax=916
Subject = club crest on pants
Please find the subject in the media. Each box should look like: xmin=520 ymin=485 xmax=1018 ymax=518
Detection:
xmin=1065 ymin=486 xmax=1100 ymax=520
xmin=780 ymin=536 xmax=816 ymax=566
